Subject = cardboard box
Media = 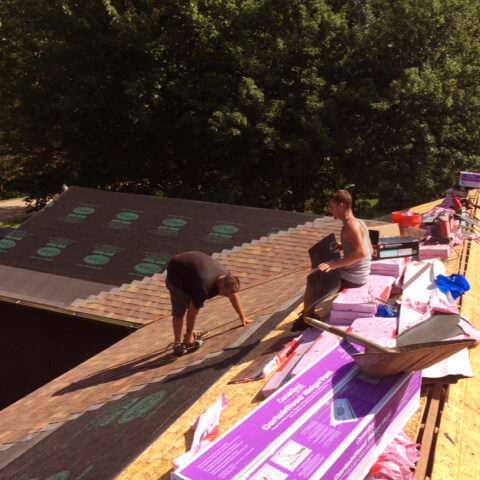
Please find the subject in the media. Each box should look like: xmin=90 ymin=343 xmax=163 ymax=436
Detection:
xmin=368 ymin=223 xmax=401 ymax=241
xmin=399 ymin=226 xmax=426 ymax=240
xmin=173 ymin=343 xmax=421 ymax=480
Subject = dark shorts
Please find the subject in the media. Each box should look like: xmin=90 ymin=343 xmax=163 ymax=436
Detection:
xmin=166 ymin=279 xmax=191 ymax=318
xmin=340 ymin=277 xmax=365 ymax=290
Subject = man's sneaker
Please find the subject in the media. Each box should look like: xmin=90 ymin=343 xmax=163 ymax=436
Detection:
xmin=173 ymin=342 xmax=187 ymax=357
xmin=183 ymin=331 xmax=205 ymax=351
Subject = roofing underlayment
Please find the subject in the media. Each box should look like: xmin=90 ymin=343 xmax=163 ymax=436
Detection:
xmin=0 ymin=190 xmax=478 ymax=479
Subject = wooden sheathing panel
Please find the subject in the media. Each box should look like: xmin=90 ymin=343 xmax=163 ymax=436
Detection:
xmin=430 ymin=191 xmax=480 ymax=480
xmin=431 ymin=250 xmax=480 ymax=479
xmin=409 ymin=199 xmax=445 ymax=215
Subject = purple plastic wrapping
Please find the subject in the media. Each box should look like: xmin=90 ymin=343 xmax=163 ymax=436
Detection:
xmin=173 ymin=342 xmax=421 ymax=480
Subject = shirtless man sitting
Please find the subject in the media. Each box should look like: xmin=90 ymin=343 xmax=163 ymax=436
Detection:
xmin=298 ymin=189 xmax=372 ymax=327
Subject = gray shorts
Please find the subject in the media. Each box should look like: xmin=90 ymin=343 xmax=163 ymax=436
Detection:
xmin=166 ymin=279 xmax=191 ymax=318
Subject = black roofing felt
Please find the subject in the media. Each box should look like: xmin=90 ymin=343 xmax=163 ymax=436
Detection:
xmin=0 ymin=265 xmax=114 ymax=307
xmin=0 ymin=187 xmax=320 ymax=289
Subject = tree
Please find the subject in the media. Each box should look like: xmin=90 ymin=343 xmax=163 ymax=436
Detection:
xmin=1 ymin=0 xmax=480 ymax=211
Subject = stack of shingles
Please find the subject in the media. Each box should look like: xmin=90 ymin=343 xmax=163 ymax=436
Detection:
xmin=418 ymin=244 xmax=452 ymax=261
xmin=349 ymin=316 xmax=397 ymax=348
xmin=370 ymin=257 xmax=409 ymax=278
xmin=371 ymin=257 xmax=410 ymax=294
xmin=329 ymin=275 xmax=396 ymax=326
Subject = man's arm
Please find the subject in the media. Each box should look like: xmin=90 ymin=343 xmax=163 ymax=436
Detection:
xmin=318 ymin=220 xmax=368 ymax=271
xmin=228 ymin=293 xmax=252 ymax=326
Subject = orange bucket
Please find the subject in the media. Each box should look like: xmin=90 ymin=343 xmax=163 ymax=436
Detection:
xmin=391 ymin=211 xmax=421 ymax=228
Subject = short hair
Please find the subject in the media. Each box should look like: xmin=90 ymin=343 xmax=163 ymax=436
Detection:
xmin=329 ymin=189 xmax=352 ymax=209
xmin=223 ymin=274 xmax=241 ymax=292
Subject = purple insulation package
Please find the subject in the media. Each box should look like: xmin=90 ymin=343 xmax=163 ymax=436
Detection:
xmin=173 ymin=342 xmax=421 ymax=480
xmin=459 ymin=171 xmax=480 ymax=188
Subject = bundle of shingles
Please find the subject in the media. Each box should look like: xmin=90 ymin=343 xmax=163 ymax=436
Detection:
xmin=329 ymin=275 xmax=396 ymax=326
xmin=418 ymin=244 xmax=452 ymax=261
xmin=262 ymin=316 xmax=398 ymax=398
xmin=371 ymin=257 xmax=410 ymax=277
xmin=261 ymin=260 xmax=408 ymax=398
xmin=371 ymin=257 xmax=410 ymax=294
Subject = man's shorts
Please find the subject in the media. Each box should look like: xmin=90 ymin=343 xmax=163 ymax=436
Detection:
xmin=166 ymin=279 xmax=191 ymax=318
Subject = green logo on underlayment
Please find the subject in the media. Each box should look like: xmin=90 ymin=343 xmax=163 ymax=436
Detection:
xmin=37 ymin=247 xmax=62 ymax=257
xmin=163 ymin=218 xmax=187 ymax=227
xmin=212 ymin=225 xmax=239 ymax=234
xmin=45 ymin=472 xmax=70 ymax=480
xmin=83 ymin=254 xmax=110 ymax=266
xmin=73 ymin=206 xmax=95 ymax=215
xmin=206 ymin=223 xmax=241 ymax=243
xmin=116 ymin=212 xmax=139 ymax=221
xmin=151 ymin=216 xmax=189 ymax=237
xmin=35 ymin=465 xmax=93 ymax=480
xmin=134 ymin=263 xmax=164 ymax=275
xmin=105 ymin=210 xmax=142 ymax=230
xmin=118 ymin=391 xmax=167 ymax=424
xmin=0 ymin=239 xmax=16 ymax=249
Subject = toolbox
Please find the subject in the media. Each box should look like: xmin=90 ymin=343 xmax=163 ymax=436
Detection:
xmin=370 ymin=235 xmax=419 ymax=260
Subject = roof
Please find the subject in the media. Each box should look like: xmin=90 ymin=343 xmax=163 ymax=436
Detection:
xmin=116 ymin=191 xmax=480 ymax=480
xmin=0 ymin=207 xmax=388 ymax=478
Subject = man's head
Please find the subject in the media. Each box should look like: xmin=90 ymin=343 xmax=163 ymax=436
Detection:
xmin=217 ymin=274 xmax=241 ymax=296
xmin=328 ymin=189 xmax=352 ymax=219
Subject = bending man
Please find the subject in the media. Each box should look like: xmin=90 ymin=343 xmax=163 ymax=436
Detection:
xmin=301 ymin=189 xmax=372 ymax=324
xmin=166 ymin=250 xmax=251 ymax=356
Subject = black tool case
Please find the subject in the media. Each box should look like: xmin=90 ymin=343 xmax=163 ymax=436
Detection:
xmin=371 ymin=236 xmax=419 ymax=260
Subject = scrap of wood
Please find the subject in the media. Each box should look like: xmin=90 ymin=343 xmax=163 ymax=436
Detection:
xmin=415 ymin=384 xmax=443 ymax=480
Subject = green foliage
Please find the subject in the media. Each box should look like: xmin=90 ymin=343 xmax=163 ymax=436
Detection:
xmin=1 ymin=0 xmax=480 ymax=211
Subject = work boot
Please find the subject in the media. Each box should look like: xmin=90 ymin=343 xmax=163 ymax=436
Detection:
xmin=173 ymin=342 xmax=187 ymax=357
xmin=183 ymin=331 xmax=204 ymax=350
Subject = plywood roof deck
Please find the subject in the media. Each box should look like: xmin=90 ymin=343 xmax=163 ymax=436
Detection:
xmin=429 ymin=191 xmax=480 ymax=480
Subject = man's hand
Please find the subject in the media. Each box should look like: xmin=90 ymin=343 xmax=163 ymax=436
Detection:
xmin=228 ymin=293 xmax=251 ymax=327
xmin=318 ymin=262 xmax=333 ymax=272
xmin=240 ymin=316 xmax=253 ymax=326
